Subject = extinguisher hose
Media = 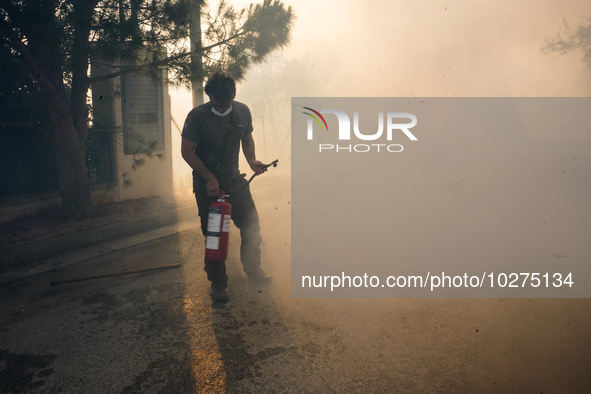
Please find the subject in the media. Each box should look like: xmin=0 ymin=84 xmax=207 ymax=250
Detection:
xmin=231 ymin=159 xmax=279 ymax=198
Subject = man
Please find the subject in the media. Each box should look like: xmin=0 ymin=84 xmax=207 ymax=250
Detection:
xmin=181 ymin=72 xmax=271 ymax=303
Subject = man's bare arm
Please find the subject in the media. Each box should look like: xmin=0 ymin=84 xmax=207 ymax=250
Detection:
xmin=181 ymin=137 xmax=221 ymax=196
xmin=242 ymin=133 xmax=267 ymax=174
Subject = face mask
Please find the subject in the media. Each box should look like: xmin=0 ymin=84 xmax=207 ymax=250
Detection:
xmin=211 ymin=105 xmax=233 ymax=117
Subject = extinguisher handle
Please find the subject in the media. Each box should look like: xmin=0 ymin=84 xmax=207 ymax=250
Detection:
xmin=230 ymin=159 xmax=279 ymax=199
xmin=216 ymin=189 xmax=229 ymax=199
xmin=249 ymin=159 xmax=279 ymax=182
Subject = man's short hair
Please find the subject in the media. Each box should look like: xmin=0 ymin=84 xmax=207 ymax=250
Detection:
xmin=204 ymin=72 xmax=236 ymax=103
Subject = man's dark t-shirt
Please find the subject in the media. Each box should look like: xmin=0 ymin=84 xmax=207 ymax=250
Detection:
xmin=182 ymin=101 xmax=253 ymax=183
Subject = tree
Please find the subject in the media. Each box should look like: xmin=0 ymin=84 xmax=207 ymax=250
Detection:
xmin=0 ymin=40 xmax=57 ymax=197
xmin=544 ymin=17 xmax=591 ymax=73
xmin=0 ymin=0 xmax=293 ymax=218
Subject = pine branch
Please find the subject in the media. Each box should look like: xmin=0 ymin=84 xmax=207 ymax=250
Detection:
xmin=88 ymin=29 xmax=248 ymax=84
xmin=5 ymin=28 xmax=56 ymax=96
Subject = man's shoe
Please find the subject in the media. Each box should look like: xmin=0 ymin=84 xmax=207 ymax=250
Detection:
xmin=210 ymin=286 xmax=229 ymax=303
xmin=247 ymin=269 xmax=273 ymax=285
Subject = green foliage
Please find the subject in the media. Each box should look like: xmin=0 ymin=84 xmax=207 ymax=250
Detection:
xmin=0 ymin=34 xmax=59 ymax=197
xmin=2 ymin=0 xmax=294 ymax=103
xmin=90 ymin=0 xmax=193 ymax=68
xmin=83 ymin=0 xmax=294 ymax=86
xmin=0 ymin=44 xmax=49 ymax=134
xmin=198 ymin=0 xmax=294 ymax=81
xmin=544 ymin=17 xmax=591 ymax=73
xmin=1 ymin=0 xmax=294 ymax=211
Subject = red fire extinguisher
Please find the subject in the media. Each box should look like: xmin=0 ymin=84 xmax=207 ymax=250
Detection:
xmin=203 ymin=159 xmax=278 ymax=261
xmin=205 ymin=195 xmax=232 ymax=260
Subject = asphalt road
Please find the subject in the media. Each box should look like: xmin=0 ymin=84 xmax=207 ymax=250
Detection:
xmin=1 ymin=190 xmax=591 ymax=393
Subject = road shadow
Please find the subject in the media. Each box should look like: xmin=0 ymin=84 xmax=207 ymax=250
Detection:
xmin=0 ymin=231 xmax=201 ymax=393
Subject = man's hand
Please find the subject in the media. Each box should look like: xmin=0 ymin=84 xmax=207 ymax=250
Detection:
xmin=248 ymin=159 xmax=268 ymax=175
xmin=206 ymin=177 xmax=222 ymax=197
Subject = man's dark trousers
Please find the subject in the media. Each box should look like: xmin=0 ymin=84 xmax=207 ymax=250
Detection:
xmin=194 ymin=176 xmax=263 ymax=289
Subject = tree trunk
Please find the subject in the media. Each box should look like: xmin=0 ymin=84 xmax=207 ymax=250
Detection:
xmin=190 ymin=0 xmax=205 ymax=106
xmin=5 ymin=1 xmax=95 ymax=219
xmin=46 ymin=88 xmax=93 ymax=219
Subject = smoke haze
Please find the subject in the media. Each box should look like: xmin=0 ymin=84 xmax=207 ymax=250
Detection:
xmin=171 ymin=0 xmax=591 ymax=278
xmin=165 ymin=1 xmax=591 ymax=389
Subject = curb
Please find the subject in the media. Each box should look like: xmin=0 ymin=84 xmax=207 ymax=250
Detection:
xmin=0 ymin=205 xmax=197 ymax=270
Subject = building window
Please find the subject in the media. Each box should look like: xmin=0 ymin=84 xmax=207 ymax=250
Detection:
xmin=121 ymin=71 xmax=165 ymax=155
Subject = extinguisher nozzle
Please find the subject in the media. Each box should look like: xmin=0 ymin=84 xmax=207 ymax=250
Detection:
xmin=264 ymin=159 xmax=279 ymax=169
